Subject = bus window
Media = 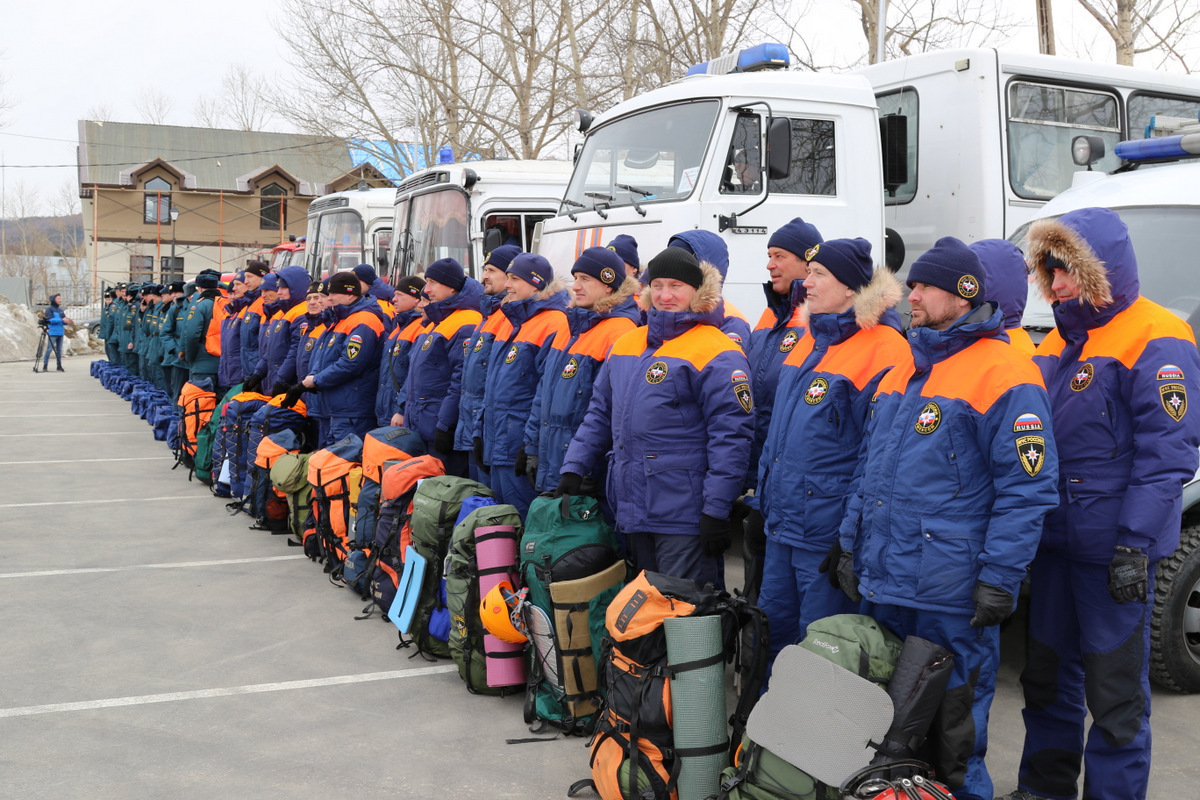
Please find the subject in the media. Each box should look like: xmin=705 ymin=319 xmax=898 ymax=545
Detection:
xmin=1007 ymin=82 xmax=1121 ymax=200
xmin=1128 ymin=93 xmax=1200 ymax=139
xmin=876 ymin=88 xmax=918 ymax=204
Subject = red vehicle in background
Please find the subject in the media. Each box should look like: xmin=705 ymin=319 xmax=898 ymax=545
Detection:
xmin=268 ymin=236 xmax=306 ymax=272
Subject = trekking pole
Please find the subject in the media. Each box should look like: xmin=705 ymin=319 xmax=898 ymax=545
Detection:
xmin=32 ymin=328 xmax=48 ymax=373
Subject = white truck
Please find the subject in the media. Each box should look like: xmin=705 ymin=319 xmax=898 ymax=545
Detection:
xmin=535 ymin=44 xmax=891 ymax=321
xmin=388 ymin=157 xmax=571 ymax=282
xmin=858 ymin=48 xmax=1200 ymax=269
xmin=1013 ymin=118 xmax=1200 ymax=692
xmin=304 ymin=186 xmax=396 ymax=280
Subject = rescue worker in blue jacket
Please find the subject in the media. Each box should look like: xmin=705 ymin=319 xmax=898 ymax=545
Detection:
xmin=667 ymin=229 xmax=752 ymax=347
xmin=290 ymin=280 xmax=332 ymax=444
xmin=1004 ymin=208 xmax=1200 ymax=800
xmin=478 ymin=253 xmax=570 ymax=517
xmin=560 ymin=247 xmax=754 ymax=588
xmin=454 ymin=245 xmax=521 ymax=484
xmin=834 ymin=237 xmax=1060 ymax=800
xmin=757 ymin=238 xmax=909 ymax=663
xmin=970 ymin=239 xmax=1036 ymax=357
xmin=218 ymin=272 xmax=249 ymax=390
xmin=246 ymin=265 xmax=311 ymax=395
xmin=376 ymin=275 xmax=426 ymax=427
xmin=522 ymin=247 xmax=640 ymax=503
xmin=237 ymin=260 xmax=270 ymax=381
xmin=294 ymin=271 xmax=388 ymax=444
xmin=404 ymin=258 xmax=483 ymax=476
xmin=744 ymin=217 xmax=824 ymax=603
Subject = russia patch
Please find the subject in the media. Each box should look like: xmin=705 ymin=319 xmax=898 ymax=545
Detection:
xmin=1158 ymin=364 xmax=1185 ymax=381
xmin=349 ymin=334 xmax=363 ymax=345
xmin=731 ymin=369 xmax=748 ymax=384
xmin=1013 ymin=413 xmax=1043 ymax=433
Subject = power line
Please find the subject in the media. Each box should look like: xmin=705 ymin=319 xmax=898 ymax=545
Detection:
xmin=0 ymin=134 xmax=348 ymax=170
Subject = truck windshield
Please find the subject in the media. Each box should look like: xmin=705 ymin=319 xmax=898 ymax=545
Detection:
xmin=1016 ymin=207 xmax=1200 ymax=337
xmin=563 ymin=101 xmax=719 ymax=213
xmin=311 ymin=210 xmax=366 ymax=276
xmin=403 ymin=187 xmax=469 ymax=277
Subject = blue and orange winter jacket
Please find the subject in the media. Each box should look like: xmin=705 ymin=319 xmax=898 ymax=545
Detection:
xmin=297 ymin=313 xmax=331 ymax=419
xmin=311 ymin=296 xmax=389 ymax=419
xmin=839 ymin=303 xmax=1060 ymax=614
xmin=404 ymin=279 xmax=484 ymax=444
xmin=1028 ymin=207 xmax=1200 ymax=563
xmin=238 ymin=292 xmax=266 ymax=378
xmin=454 ymin=293 xmax=513 ymax=451
xmin=745 ymin=280 xmax=808 ymax=497
xmin=759 ymin=270 xmax=908 ymax=552
xmin=479 ymin=283 xmax=571 ymax=467
xmin=374 ymin=309 xmax=423 ymax=427
xmin=972 ymin=238 xmax=1036 ymax=357
xmin=667 ymin=230 xmax=752 ymax=348
xmin=218 ymin=295 xmax=249 ymax=387
xmin=524 ymin=279 xmax=641 ymax=490
xmin=562 ymin=263 xmax=754 ymax=534
xmin=252 ymin=266 xmax=312 ymax=388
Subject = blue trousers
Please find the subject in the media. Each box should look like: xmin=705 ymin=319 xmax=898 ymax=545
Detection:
xmin=865 ymin=602 xmax=999 ymax=800
xmin=626 ymin=531 xmax=724 ymax=590
xmin=1017 ymin=551 xmax=1154 ymax=800
xmin=327 ymin=416 xmax=374 ymax=447
xmin=489 ymin=463 xmax=536 ymax=519
xmin=759 ymin=538 xmax=858 ymax=668
xmin=43 ymin=335 xmax=63 ymax=368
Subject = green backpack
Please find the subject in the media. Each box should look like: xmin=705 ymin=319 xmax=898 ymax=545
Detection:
xmin=194 ymin=385 xmax=241 ymax=485
xmin=519 ymin=494 xmax=625 ymax=734
xmin=407 ymin=476 xmax=493 ymax=659
xmin=270 ymin=452 xmax=313 ymax=544
xmin=446 ymin=502 xmax=524 ymax=696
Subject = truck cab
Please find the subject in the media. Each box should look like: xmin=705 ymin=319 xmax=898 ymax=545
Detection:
xmin=304 ymin=186 xmax=395 ymax=280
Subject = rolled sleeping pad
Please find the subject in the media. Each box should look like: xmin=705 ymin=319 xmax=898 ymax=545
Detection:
xmin=665 ymin=613 xmax=728 ymax=800
xmin=872 ymin=635 xmax=955 ymax=764
xmin=475 ymin=523 xmax=525 ymax=687
xmin=548 ymin=559 xmax=626 ymax=720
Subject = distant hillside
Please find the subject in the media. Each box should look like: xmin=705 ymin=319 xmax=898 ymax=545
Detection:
xmin=0 ymin=215 xmax=84 ymax=256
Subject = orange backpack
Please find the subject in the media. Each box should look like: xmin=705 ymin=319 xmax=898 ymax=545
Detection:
xmin=306 ymin=435 xmax=364 ymax=572
xmin=178 ymin=381 xmax=217 ymax=459
xmin=368 ymin=455 xmax=446 ymax=616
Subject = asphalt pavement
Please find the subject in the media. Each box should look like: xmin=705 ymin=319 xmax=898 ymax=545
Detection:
xmin=0 ymin=356 xmax=1194 ymax=799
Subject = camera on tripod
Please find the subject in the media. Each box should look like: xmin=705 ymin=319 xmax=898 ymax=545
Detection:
xmin=37 ymin=317 xmax=50 ymax=329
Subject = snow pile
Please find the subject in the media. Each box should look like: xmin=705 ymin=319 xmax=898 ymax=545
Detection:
xmin=0 ymin=294 xmax=42 ymax=363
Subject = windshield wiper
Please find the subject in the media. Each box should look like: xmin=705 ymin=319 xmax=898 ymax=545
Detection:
xmin=561 ymin=196 xmax=585 ymax=221
xmin=584 ymin=191 xmax=611 ymax=220
xmin=615 ymin=183 xmax=651 ymax=217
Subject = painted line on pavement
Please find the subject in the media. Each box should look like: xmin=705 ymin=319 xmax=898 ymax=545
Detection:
xmin=0 ymin=413 xmax=130 ymax=418
xmin=0 ymin=431 xmax=144 ymax=437
xmin=0 ymin=555 xmax=306 ymax=579
xmin=0 ymin=457 xmax=174 ymax=466
xmin=0 ymin=494 xmax=207 ymax=509
xmin=0 ymin=666 xmax=459 ymax=719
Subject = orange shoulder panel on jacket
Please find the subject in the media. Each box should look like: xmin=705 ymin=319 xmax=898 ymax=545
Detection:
xmin=285 ymin=302 xmax=307 ymax=322
xmin=514 ymin=308 xmax=570 ymax=348
xmin=1080 ymin=296 xmax=1196 ymax=367
xmin=655 ymin=323 xmax=743 ymax=369
xmin=818 ymin=326 xmax=912 ymax=391
xmin=725 ymin=301 xmax=749 ymax=323
xmin=571 ymin=316 xmax=638 ymax=361
xmin=609 ymin=327 xmax=651 ymax=358
xmin=378 ymin=300 xmax=395 ymax=318
xmin=307 ymin=323 xmax=326 ymax=340
xmin=481 ymin=311 xmax=512 ymax=339
xmin=400 ymin=316 xmax=425 ymax=342
xmin=343 ymin=310 xmax=387 ymax=335
xmin=435 ymin=308 xmax=483 ymax=339
xmin=1007 ymin=327 xmax=1036 ymax=358
xmin=781 ymin=335 xmax=817 ymax=368
xmin=249 ymin=297 xmax=266 ymax=316
xmin=920 ymin=337 xmax=1046 ymax=414
xmin=753 ymin=307 xmax=774 ymax=333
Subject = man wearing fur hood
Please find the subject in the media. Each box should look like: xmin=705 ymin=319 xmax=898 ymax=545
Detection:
xmin=559 ymin=247 xmax=754 ymax=589
xmin=835 ymin=236 xmax=1060 ymax=800
xmin=756 ymin=238 xmax=909 ymax=667
xmin=1006 ymin=207 xmax=1200 ymax=800
xmin=521 ymin=247 xmax=642 ymax=499
xmin=477 ymin=253 xmax=570 ymax=517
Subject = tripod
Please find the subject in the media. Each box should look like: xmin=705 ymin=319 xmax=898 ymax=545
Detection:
xmin=32 ymin=327 xmax=48 ymax=373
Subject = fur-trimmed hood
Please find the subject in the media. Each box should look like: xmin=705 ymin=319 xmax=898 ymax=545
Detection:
xmin=642 ymin=261 xmax=725 ymax=346
xmin=808 ymin=268 xmax=903 ymax=344
xmin=567 ymin=276 xmax=642 ymax=335
xmin=501 ymin=278 xmax=569 ymax=328
xmin=1025 ymin=207 xmax=1138 ymax=318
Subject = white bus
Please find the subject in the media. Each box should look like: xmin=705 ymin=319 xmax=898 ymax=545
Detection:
xmin=304 ymin=186 xmax=396 ymax=280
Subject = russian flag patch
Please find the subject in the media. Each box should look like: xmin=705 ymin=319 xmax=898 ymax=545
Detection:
xmin=1158 ymin=364 xmax=1184 ymax=381
xmin=1013 ymin=413 xmax=1043 ymax=433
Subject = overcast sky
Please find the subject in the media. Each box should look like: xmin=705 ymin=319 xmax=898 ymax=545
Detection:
xmin=0 ymin=1 xmax=1190 ymax=216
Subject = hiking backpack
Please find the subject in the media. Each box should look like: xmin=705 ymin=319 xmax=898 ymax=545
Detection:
xmin=305 ymin=435 xmax=365 ymax=574
xmin=354 ymin=426 xmax=426 ymax=577
xmin=366 ymin=454 xmax=446 ymax=615
xmin=270 ymin=451 xmax=313 ymax=545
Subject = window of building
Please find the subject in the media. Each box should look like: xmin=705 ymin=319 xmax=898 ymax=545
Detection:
xmin=130 ymin=255 xmax=154 ymax=282
xmin=260 ymin=183 xmax=287 ymax=230
xmin=160 ymin=257 xmax=184 ymax=283
xmin=143 ymin=177 xmax=171 ymax=224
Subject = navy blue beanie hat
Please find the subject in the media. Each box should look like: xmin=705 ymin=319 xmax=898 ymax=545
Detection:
xmin=806 ymin=238 xmax=874 ymax=291
xmin=769 ymin=217 xmax=825 ymax=259
xmin=352 ymin=263 xmax=378 ymax=284
xmin=606 ymin=234 xmax=639 ymax=270
xmin=194 ymin=273 xmax=220 ymax=289
xmin=507 ymin=253 xmax=553 ymax=291
xmin=424 ymin=258 xmax=467 ymax=292
xmin=907 ymin=236 xmax=985 ymax=307
xmin=572 ymin=246 xmax=625 ymax=289
xmin=261 ymin=273 xmax=279 ymax=292
xmin=483 ymin=244 xmax=522 ymax=272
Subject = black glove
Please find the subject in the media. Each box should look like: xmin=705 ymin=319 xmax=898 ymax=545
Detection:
xmin=554 ymin=472 xmax=583 ymax=498
xmin=819 ymin=541 xmax=862 ymax=603
xmin=281 ymin=385 xmax=305 ymax=409
xmin=472 ymin=437 xmax=486 ymax=470
xmin=243 ymin=373 xmax=262 ymax=393
xmin=969 ymin=581 xmax=1014 ymax=628
xmin=270 ymin=381 xmax=291 ymax=397
xmin=525 ymin=452 xmax=540 ymax=484
xmin=819 ymin=541 xmax=844 ymax=588
xmin=514 ymin=447 xmax=528 ymax=477
xmin=1109 ymin=546 xmax=1148 ymax=603
xmin=433 ymin=427 xmax=455 ymax=455
xmin=699 ymin=514 xmax=733 ymax=558
xmin=743 ymin=508 xmax=766 ymax=558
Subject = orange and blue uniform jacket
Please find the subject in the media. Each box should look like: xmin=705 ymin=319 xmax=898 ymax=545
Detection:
xmin=759 ymin=293 xmax=908 ymax=552
xmin=454 ymin=294 xmax=513 ymax=452
xmin=218 ymin=294 xmax=249 ymax=387
xmin=310 ymin=296 xmax=389 ymax=419
xmin=252 ymin=266 xmax=312 ymax=388
xmin=1031 ymin=209 xmax=1200 ymax=563
xmin=524 ymin=282 xmax=641 ymax=491
xmin=839 ymin=303 xmax=1060 ymax=613
xmin=562 ymin=264 xmax=754 ymax=535
xmin=478 ymin=283 xmax=571 ymax=467
xmin=296 ymin=311 xmax=330 ymax=420
xmin=374 ymin=308 xmax=423 ymax=427
xmin=237 ymin=291 xmax=266 ymax=377
xmin=404 ymin=279 xmax=484 ymax=444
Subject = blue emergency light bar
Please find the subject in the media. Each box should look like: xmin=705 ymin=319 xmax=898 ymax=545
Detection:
xmin=1114 ymin=133 xmax=1200 ymax=161
xmin=686 ymin=43 xmax=790 ymax=77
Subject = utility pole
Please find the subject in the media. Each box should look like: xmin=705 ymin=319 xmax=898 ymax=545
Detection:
xmin=1037 ymin=0 xmax=1056 ymax=55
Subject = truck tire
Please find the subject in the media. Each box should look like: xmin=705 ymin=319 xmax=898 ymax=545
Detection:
xmin=1150 ymin=523 xmax=1200 ymax=692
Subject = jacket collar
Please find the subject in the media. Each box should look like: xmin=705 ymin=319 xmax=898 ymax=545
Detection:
xmin=908 ymin=302 xmax=1004 ymax=372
